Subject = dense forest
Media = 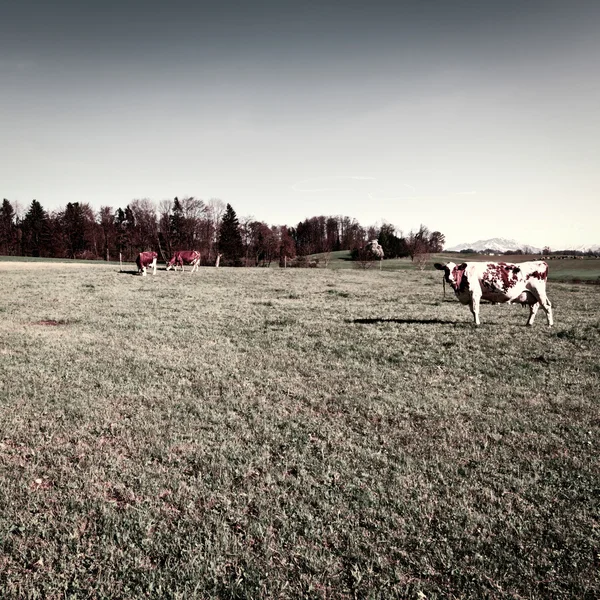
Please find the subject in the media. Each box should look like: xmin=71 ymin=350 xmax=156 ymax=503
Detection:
xmin=0 ymin=197 xmax=445 ymax=266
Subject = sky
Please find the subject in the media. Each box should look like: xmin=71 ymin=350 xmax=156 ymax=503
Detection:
xmin=1 ymin=0 xmax=599 ymax=249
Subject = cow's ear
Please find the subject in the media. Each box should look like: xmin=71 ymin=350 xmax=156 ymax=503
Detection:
xmin=433 ymin=263 xmax=445 ymax=270
xmin=458 ymin=263 xmax=468 ymax=270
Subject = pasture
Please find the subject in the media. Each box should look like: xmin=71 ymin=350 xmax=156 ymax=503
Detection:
xmin=317 ymin=250 xmax=600 ymax=283
xmin=0 ymin=260 xmax=598 ymax=599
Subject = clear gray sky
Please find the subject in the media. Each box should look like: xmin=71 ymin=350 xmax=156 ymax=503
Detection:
xmin=1 ymin=0 xmax=598 ymax=248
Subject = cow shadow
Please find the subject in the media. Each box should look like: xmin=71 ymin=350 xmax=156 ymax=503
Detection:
xmin=350 ymin=317 xmax=461 ymax=326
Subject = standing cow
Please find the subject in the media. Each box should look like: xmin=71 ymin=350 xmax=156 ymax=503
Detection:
xmin=166 ymin=250 xmax=201 ymax=273
xmin=434 ymin=261 xmax=553 ymax=326
xmin=136 ymin=251 xmax=158 ymax=276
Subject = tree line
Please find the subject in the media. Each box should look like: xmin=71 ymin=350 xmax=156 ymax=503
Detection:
xmin=0 ymin=197 xmax=445 ymax=266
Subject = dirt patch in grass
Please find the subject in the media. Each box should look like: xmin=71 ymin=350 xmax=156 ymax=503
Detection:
xmin=34 ymin=320 xmax=67 ymax=326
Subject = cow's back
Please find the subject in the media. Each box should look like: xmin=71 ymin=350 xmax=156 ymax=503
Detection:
xmin=137 ymin=251 xmax=157 ymax=268
xmin=521 ymin=261 xmax=549 ymax=283
xmin=473 ymin=260 xmax=548 ymax=303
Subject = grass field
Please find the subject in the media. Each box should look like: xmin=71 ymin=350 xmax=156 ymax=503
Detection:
xmin=315 ymin=250 xmax=600 ymax=282
xmin=0 ymin=261 xmax=598 ymax=598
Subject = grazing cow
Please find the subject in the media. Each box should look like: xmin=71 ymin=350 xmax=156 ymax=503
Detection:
xmin=434 ymin=261 xmax=553 ymax=326
xmin=136 ymin=251 xmax=158 ymax=276
xmin=166 ymin=250 xmax=201 ymax=273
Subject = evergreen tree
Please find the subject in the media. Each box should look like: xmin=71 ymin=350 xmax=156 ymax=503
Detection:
xmin=63 ymin=202 xmax=86 ymax=258
xmin=377 ymin=223 xmax=409 ymax=258
xmin=428 ymin=231 xmax=446 ymax=253
xmin=21 ymin=199 xmax=51 ymax=257
xmin=0 ymin=199 xmax=17 ymax=255
xmin=217 ymin=203 xmax=244 ymax=266
xmin=169 ymin=197 xmax=185 ymax=248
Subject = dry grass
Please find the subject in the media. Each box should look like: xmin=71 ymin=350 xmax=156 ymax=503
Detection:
xmin=0 ymin=261 xmax=598 ymax=598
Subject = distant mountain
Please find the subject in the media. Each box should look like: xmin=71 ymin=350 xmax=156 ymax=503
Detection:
xmin=561 ymin=244 xmax=600 ymax=253
xmin=446 ymin=238 xmax=542 ymax=254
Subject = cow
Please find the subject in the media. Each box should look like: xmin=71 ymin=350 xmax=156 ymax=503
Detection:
xmin=136 ymin=251 xmax=158 ymax=276
xmin=166 ymin=250 xmax=201 ymax=273
xmin=434 ymin=261 xmax=553 ymax=326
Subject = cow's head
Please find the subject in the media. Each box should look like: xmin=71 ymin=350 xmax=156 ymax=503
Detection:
xmin=434 ymin=262 xmax=468 ymax=293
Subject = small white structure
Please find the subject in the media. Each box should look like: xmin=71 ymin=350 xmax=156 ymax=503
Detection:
xmin=365 ymin=240 xmax=384 ymax=258
xmin=364 ymin=240 xmax=384 ymax=269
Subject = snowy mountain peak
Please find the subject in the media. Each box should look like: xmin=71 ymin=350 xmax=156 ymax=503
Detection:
xmin=561 ymin=243 xmax=600 ymax=253
xmin=446 ymin=238 xmax=541 ymax=253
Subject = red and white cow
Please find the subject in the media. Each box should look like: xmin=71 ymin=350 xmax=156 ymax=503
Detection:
xmin=136 ymin=251 xmax=158 ymax=276
xmin=434 ymin=261 xmax=553 ymax=326
xmin=166 ymin=250 xmax=201 ymax=273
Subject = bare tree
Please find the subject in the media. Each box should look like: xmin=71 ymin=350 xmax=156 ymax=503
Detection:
xmin=406 ymin=225 xmax=428 ymax=261
xmin=414 ymin=249 xmax=430 ymax=270
xmin=205 ymin=198 xmax=226 ymax=263
xmin=128 ymin=198 xmax=158 ymax=252
xmin=180 ymin=196 xmax=206 ymax=247
xmin=157 ymin=199 xmax=173 ymax=259
xmin=98 ymin=206 xmax=116 ymax=261
xmin=239 ymin=215 xmax=255 ymax=266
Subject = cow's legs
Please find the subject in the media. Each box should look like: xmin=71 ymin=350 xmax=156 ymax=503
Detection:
xmin=546 ymin=300 xmax=554 ymax=326
xmin=527 ymin=288 xmax=553 ymax=326
xmin=539 ymin=295 xmax=553 ymax=326
xmin=469 ymin=293 xmax=481 ymax=325
xmin=527 ymin=302 xmax=540 ymax=326
xmin=151 ymin=258 xmax=157 ymax=275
